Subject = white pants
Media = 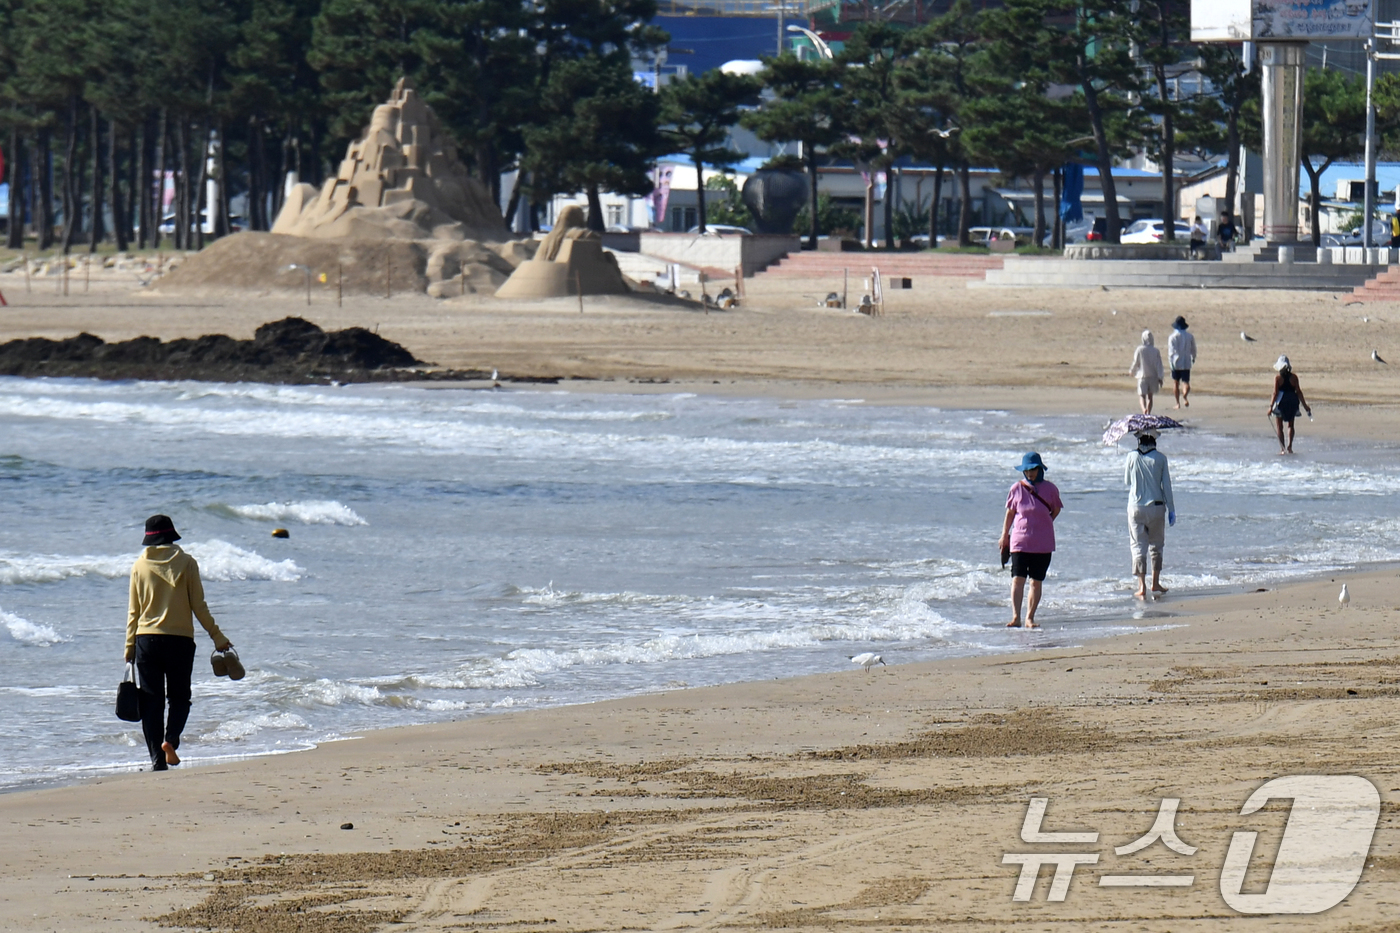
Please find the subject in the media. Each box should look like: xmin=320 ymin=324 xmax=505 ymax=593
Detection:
xmin=1128 ymin=503 xmax=1166 ymax=575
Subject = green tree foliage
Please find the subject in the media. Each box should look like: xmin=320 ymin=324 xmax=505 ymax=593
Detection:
xmin=1243 ymin=68 xmax=1371 ymax=246
xmin=1132 ymin=0 xmax=1189 ymax=240
xmin=792 ymin=192 xmax=860 ymax=238
xmin=659 ymin=70 xmax=760 ymax=233
xmin=836 ymin=22 xmax=907 ymax=248
xmin=1189 ymin=45 xmax=1255 ymax=219
xmin=703 ymin=174 xmax=754 ymax=228
xmin=742 ymin=55 xmax=846 ymax=249
xmin=998 ymin=0 xmax=1141 ymax=243
xmin=0 ymin=0 xmax=1269 ymax=259
xmin=900 ymin=1 xmax=985 ymax=246
xmin=523 ymin=53 xmax=663 ymax=231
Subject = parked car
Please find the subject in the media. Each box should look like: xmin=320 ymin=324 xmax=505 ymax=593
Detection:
xmin=158 ymin=212 xmax=246 ymax=235
xmin=686 ymin=224 xmax=752 ymax=235
xmin=1120 ymin=219 xmax=1193 ymax=244
xmin=968 ymin=226 xmax=1021 ymax=246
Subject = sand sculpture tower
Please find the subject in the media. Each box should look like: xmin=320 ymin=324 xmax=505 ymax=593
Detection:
xmin=272 ymin=78 xmax=507 ymax=242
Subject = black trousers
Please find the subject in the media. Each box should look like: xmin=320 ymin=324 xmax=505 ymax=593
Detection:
xmin=134 ymin=634 xmax=195 ymax=770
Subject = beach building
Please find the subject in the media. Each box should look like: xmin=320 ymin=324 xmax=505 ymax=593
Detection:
xmin=1176 ymin=160 xmax=1400 ymax=241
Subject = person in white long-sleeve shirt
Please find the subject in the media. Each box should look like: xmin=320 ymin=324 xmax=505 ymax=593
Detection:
xmin=1125 ymin=430 xmax=1175 ymax=599
xmin=1129 ymin=330 xmax=1164 ymax=415
xmin=1166 ymin=316 xmax=1197 ymax=409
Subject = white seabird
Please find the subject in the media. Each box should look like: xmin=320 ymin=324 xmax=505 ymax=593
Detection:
xmin=850 ymin=652 xmax=886 ymax=673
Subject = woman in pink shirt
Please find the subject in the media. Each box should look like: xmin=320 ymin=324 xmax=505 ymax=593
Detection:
xmin=997 ymin=452 xmax=1064 ymax=628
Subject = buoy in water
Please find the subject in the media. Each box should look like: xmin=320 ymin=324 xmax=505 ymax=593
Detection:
xmin=271 ymin=528 xmax=290 ymax=539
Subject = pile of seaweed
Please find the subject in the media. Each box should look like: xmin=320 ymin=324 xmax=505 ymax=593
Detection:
xmin=0 ymin=317 xmax=429 ymax=384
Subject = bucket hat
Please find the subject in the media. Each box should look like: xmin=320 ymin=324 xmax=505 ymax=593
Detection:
xmin=1274 ymin=355 xmax=1291 ymax=372
xmin=1014 ymin=452 xmax=1047 ymax=473
xmin=1173 ymin=315 xmax=1188 ymax=330
xmin=142 ymin=514 xmax=181 ymax=547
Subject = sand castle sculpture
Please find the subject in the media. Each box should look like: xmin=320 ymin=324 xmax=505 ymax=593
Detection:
xmin=495 ymin=205 xmax=630 ymax=298
xmin=274 ymin=78 xmax=506 ymax=243
xmin=161 ymin=79 xmax=635 ymax=300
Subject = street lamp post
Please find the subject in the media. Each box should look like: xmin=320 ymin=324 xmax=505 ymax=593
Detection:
xmin=785 ymin=24 xmax=833 ymax=60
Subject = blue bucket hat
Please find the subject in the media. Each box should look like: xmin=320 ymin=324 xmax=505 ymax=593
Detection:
xmin=1014 ymin=452 xmax=1046 ymax=473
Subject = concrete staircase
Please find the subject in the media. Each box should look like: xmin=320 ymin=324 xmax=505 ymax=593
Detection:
xmin=978 ymin=255 xmax=1387 ymax=290
xmin=755 ymin=250 xmax=1005 ymax=281
xmin=1351 ymin=265 xmax=1400 ymax=300
xmin=606 ymin=248 xmax=704 ymax=286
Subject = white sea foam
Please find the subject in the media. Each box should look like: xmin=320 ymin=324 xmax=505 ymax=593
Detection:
xmin=198 ymin=712 xmax=309 ymax=743
xmin=1 ymin=608 xmax=66 ymax=646
xmin=0 ymin=552 xmax=130 ymax=585
xmin=220 ymin=500 xmax=367 ymax=526
xmin=408 ymin=581 xmax=965 ymax=691
xmin=182 ymin=540 xmax=304 ymax=582
xmin=0 ymin=541 xmax=300 ymax=585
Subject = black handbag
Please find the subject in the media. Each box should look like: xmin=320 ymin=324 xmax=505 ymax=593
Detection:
xmin=116 ymin=662 xmax=141 ymax=722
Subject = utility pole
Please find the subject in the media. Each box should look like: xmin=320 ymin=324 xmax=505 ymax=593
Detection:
xmin=1365 ymin=38 xmax=1376 ymax=249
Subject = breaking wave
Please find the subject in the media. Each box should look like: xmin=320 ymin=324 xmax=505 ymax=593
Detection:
xmin=214 ymin=500 xmax=367 ymax=526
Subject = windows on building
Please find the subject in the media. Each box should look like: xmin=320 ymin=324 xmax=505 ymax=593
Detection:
xmin=671 ymin=206 xmax=697 ymax=231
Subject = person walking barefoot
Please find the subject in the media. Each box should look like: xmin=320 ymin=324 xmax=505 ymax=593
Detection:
xmin=1167 ymin=316 xmax=1196 ymax=409
xmin=1129 ymin=330 xmax=1164 ymax=415
xmin=1124 ymin=430 xmax=1175 ymax=599
xmin=125 ymin=515 xmax=234 ymax=772
xmin=998 ymin=453 xmax=1063 ymax=629
xmin=1269 ymin=356 xmax=1311 ymax=455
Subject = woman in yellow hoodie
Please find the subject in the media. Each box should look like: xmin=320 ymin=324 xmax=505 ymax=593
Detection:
xmin=125 ymin=515 xmax=233 ymax=771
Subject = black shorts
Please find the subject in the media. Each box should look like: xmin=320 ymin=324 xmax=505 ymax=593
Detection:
xmin=1171 ymin=368 xmax=1190 ymax=383
xmin=1010 ymin=552 xmax=1052 ymax=581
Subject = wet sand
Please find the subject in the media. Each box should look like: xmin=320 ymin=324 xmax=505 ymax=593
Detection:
xmin=2 ymin=271 xmax=1400 ymax=930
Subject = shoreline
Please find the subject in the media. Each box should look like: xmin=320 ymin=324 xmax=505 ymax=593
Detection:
xmin=2 ymin=377 xmax=1395 ymax=800
xmin=8 ymin=552 xmax=1397 ymax=799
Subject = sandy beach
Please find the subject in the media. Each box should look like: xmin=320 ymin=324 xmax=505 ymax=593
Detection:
xmin=3 ymin=270 xmax=1400 ymax=930
xmin=5 ymin=570 xmax=1400 ymax=932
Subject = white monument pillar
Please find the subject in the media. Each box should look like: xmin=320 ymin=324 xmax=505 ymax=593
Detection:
xmin=1259 ymin=42 xmax=1305 ymax=243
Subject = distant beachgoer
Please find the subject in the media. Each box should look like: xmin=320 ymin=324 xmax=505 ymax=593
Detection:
xmin=1189 ymin=216 xmax=1208 ymax=256
xmin=125 ymin=515 xmax=233 ymax=772
xmin=1124 ymin=430 xmax=1175 ymax=599
xmin=998 ymin=452 xmax=1063 ymax=629
xmin=1167 ymin=316 xmax=1197 ymax=409
xmin=1269 ymin=356 xmax=1311 ymax=455
xmin=1218 ymin=212 xmax=1238 ymax=251
xmin=1129 ymin=330 xmax=1164 ymax=415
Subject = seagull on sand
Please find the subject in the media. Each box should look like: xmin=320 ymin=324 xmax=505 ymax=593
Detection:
xmin=1241 ymin=332 xmax=1256 ymax=342
xmin=851 ymin=652 xmax=886 ymax=673
xmin=1340 ymin=584 xmax=1351 ymax=609
xmin=1373 ymin=350 xmax=1387 ymax=364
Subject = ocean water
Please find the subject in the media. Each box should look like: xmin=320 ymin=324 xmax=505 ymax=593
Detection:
xmin=1 ymin=378 xmax=1398 ymax=790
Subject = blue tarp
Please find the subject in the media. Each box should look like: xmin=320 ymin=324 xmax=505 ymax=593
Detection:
xmin=1060 ymin=164 xmax=1084 ymax=223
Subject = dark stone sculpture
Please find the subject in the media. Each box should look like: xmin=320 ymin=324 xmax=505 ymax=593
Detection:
xmin=742 ymin=170 xmax=808 ymax=234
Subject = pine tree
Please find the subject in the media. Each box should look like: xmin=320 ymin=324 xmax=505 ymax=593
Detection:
xmin=523 ymin=53 xmax=663 ymax=231
xmin=742 ymin=55 xmax=846 ymax=249
xmin=659 ymin=70 xmax=760 ymax=233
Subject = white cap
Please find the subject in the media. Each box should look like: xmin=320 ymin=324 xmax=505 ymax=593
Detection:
xmin=1274 ymin=355 xmax=1291 ymax=372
